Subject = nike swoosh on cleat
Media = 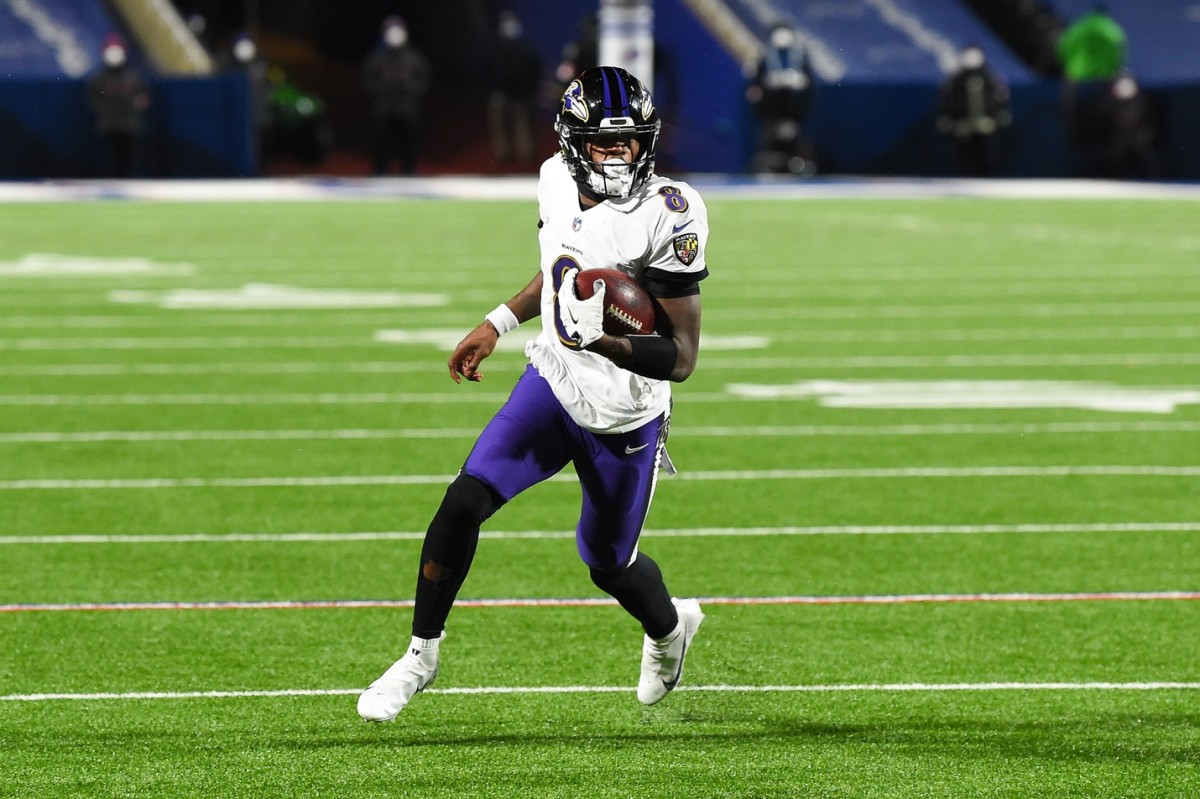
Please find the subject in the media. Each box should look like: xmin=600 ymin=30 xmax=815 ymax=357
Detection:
xmin=672 ymin=220 xmax=693 ymax=233
xmin=625 ymin=443 xmax=650 ymax=454
xmin=662 ymin=639 xmax=688 ymax=691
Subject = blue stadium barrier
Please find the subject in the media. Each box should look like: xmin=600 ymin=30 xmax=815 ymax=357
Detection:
xmin=0 ymin=74 xmax=255 ymax=178
xmin=0 ymin=0 xmax=253 ymax=178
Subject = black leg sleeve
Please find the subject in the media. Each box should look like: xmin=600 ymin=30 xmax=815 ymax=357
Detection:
xmin=590 ymin=553 xmax=678 ymax=640
xmin=411 ymin=473 xmax=501 ymax=638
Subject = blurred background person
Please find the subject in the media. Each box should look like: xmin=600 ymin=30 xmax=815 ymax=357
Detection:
xmin=554 ymin=12 xmax=599 ymax=87
xmin=87 ymin=34 xmax=150 ymax=178
xmin=362 ymin=16 xmax=431 ymax=175
xmin=1094 ymin=72 xmax=1159 ymax=179
xmin=936 ymin=45 xmax=1012 ymax=177
xmin=225 ymin=31 xmax=274 ymax=169
xmin=1057 ymin=3 xmax=1128 ymax=173
xmin=488 ymin=11 xmax=542 ymax=168
xmin=746 ymin=22 xmax=816 ymax=175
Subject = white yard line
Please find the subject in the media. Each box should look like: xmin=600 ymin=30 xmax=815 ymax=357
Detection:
xmin=5 ymin=388 xmax=1200 ymax=407
xmin=1 ymin=326 xmax=1197 ymax=352
xmin=3 ymin=421 xmax=1199 ymax=444
xmin=0 ymin=392 xmax=516 ymax=406
xmin=700 ymin=353 xmax=1200 ymax=368
xmin=3 ymin=592 xmax=1197 ymax=614
xmin=5 ymin=522 xmax=1199 ymax=545
xmin=2 ymin=352 xmax=1200 ymax=377
xmin=0 ymin=466 xmax=1198 ymax=490
xmin=0 ymin=361 xmax=451 ymax=376
xmin=3 ymin=681 xmax=1199 ymax=703
xmin=3 ymin=301 xmax=1200 ymax=329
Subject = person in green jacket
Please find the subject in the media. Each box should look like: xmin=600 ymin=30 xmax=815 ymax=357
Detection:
xmin=1057 ymin=3 xmax=1128 ymax=172
xmin=1057 ymin=3 xmax=1127 ymax=81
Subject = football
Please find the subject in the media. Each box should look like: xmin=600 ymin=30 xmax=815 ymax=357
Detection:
xmin=575 ymin=268 xmax=656 ymax=335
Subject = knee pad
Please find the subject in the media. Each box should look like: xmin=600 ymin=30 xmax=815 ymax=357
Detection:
xmin=421 ymin=474 xmax=501 ymax=584
xmin=438 ymin=472 xmax=502 ymax=528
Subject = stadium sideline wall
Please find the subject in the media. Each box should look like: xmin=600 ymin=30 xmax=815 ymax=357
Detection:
xmin=0 ymin=73 xmax=254 ymax=179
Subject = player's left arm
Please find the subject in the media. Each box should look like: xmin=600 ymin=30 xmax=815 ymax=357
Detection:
xmin=587 ymin=183 xmax=708 ymax=382
xmin=585 ymin=293 xmax=700 ymax=382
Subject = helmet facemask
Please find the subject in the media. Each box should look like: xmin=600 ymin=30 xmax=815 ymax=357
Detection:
xmin=557 ymin=121 xmax=660 ymax=199
xmin=555 ymin=67 xmax=661 ymax=200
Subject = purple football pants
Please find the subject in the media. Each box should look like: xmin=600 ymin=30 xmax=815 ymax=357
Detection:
xmin=463 ymin=365 xmax=669 ymax=571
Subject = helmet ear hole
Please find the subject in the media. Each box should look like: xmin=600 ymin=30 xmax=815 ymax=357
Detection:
xmin=555 ymin=67 xmax=660 ymax=199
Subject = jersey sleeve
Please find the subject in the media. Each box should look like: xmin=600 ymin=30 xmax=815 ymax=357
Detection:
xmin=536 ymin=157 xmax=555 ymax=227
xmin=642 ymin=182 xmax=710 ymax=298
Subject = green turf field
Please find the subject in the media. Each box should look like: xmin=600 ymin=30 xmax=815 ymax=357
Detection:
xmin=1 ymin=196 xmax=1198 ymax=798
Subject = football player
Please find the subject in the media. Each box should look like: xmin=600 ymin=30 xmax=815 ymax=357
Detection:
xmin=358 ymin=66 xmax=709 ymax=722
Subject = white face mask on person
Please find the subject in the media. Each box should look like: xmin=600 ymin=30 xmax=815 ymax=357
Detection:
xmin=102 ymin=45 xmax=126 ymax=68
xmin=587 ymin=157 xmax=636 ymax=198
xmin=384 ymin=25 xmax=408 ymax=47
xmin=233 ymin=39 xmax=256 ymax=63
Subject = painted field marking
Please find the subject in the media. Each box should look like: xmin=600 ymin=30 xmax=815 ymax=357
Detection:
xmin=5 ymin=522 xmax=1200 ymax=546
xmin=701 ymin=353 xmax=1200 ymax=369
xmin=0 ymin=336 xmax=374 ymax=351
xmin=5 ymin=389 xmax=1200 ymax=408
xmin=0 ymin=254 xmax=193 ymax=277
xmin=375 ymin=329 xmax=771 ymax=351
xmin=775 ymin=326 xmax=1200 ymax=343
xmin=2 ymin=325 xmax=1197 ymax=352
xmin=0 ymin=392 xmax=517 ymax=406
xmin=5 ymin=681 xmax=1200 ymax=703
xmin=5 ymin=421 xmax=1200 ymax=444
xmin=714 ymin=280 xmax=1200 ymax=299
xmin=717 ymin=300 xmax=1200 ymax=321
xmin=3 ymin=352 xmax=1200 ymax=377
xmin=0 ymin=362 xmax=455 ymax=377
xmin=108 ymin=285 xmax=449 ymax=309
xmin=2 ymin=466 xmax=1198 ymax=491
xmin=4 ymin=300 xmax=1200 ymax=329
xmin=3 ymin=591 xmax=1198 ymax=614
xmin=727 ymin=380 xmax=1200 ymax=414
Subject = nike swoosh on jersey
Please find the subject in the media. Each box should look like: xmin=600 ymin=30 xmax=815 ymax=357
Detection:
xmin=624 ymin=443 xmax=650 ymax=454
xmin=672 ymin=220 xmax=694 ymax=233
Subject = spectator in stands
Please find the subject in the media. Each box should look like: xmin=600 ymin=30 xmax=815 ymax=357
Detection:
xmin=1057 ymin=3 xmax=1127 ymax=82
xmin=184 ymin=10 xmax=214 ymax=55
xmin=936 ymin=45 xmax=1012 ymax=177
xmin=1094 ymin=72 xmax=1159 ymax=179
xmin=362 ymin=16 xmax=432 ymax=176
xmin=1057 ymin=3 xmax=1128 ymax=170
xmin=555 ymin=13 xmax=599 ymax=87
xmin=87 ymin=34 xmax=150 ymax=178
xmin=224 ymin=32 xmax=274 ymax=169
xmin=746 ymin=22 xmax=816 ymax=175
xmin=488 ymin=11 xmax=542 ymax=167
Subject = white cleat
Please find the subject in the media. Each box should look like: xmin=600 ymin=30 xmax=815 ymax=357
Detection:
xmin=357 ymin=634 xmax=445 ymax=722
xmin=637 ymin=598 xmax=704 ymax=705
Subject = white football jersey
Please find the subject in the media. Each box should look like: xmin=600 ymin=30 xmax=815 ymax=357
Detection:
xmin=525 ymin=154 xmax=710 ymax=434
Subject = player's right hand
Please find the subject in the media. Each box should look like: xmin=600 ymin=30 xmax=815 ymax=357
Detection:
xmin=448 ymin=322 xmax=499 ymax=383
xmin=557 ymin=268 xmax=605 ymax=349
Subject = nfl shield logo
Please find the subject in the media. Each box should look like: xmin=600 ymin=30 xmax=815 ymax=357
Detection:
xmin=572 ymin=217 xmax=583 ymax=231
xmin=672 ymin=232 xmax=699 ymax=265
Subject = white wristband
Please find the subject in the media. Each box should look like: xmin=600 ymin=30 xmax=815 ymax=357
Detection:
xmin=484 ymin=303 xmax=519 ymax=336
